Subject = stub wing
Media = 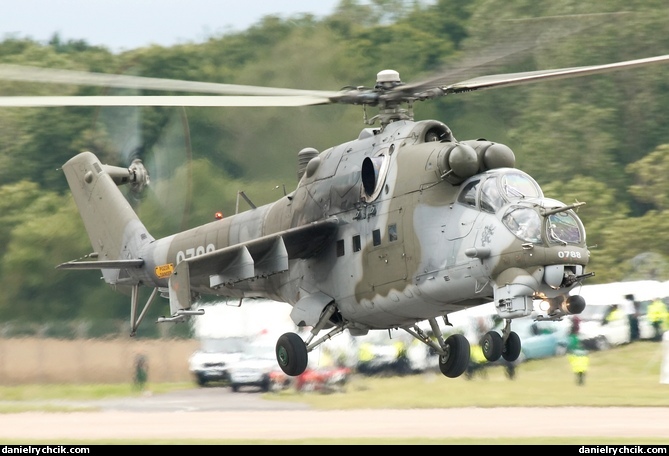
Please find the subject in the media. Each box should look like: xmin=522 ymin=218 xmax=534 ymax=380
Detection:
xmin=187 ymin=217 xmax=339 ymax=280
xmin=168 ymin=217 xmax=339 ymax=313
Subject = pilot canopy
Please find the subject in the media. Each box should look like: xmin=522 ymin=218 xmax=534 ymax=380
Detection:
xmin=458 ymin=169 xmax=585 ymax=246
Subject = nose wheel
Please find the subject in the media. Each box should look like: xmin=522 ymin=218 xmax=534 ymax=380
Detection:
xmin=481 ymin=331 xmax=503 ymax=361
xmin=502 ymin=331 xmax=521 ymax=361
xmin=481 ymin=326 xmax=521 ymax=362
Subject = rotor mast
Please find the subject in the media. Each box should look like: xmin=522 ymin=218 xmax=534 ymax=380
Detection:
xmin=366 ymin=69 xmax=414 ymax=127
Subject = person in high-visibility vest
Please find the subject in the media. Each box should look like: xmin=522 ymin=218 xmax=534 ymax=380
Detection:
xmin=648 ymin=298 xmax=669 ymax=341
xmin=465 ymin=343 xmax=488 ymax=379
xmin=567 ymin=317 xmax=589 ymax=386
xmin=602 ymin=304 xmax=623 ymax=325
xmin=357 ymin=342 xmax=375 ymax=375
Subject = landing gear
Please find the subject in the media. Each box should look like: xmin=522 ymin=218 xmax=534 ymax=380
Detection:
xmin=275 ymin=303 xmax=348 ymax=377
xmin=481 ymin=331 xmax=503 ymax=361
xmin=468 ymin=327 xmax=519 ymax=378
xmin=403 ymin=317 xmax=471 ymax=379
xmin=438 ymin=333 xmax=470 ymax=378
xmin=482 ymin=321 xmax=522 ymax=362
xmin=276 ymin=332 xmax=308 ymax=376
xmin=502 ymin=331 xmax=522 ymax=362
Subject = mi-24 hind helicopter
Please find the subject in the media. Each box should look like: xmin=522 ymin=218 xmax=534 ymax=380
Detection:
xmin=1 ymin=52 xmax=669 ymax=379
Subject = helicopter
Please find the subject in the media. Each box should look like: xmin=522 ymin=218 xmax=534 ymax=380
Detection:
xmin=1 ymin=52 xmax=669 ymax=379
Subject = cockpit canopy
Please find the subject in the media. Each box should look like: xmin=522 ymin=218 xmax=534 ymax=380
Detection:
xmin=458 ymin=170 xmax=543 ymax=212
xmin=457 ymin=169 xmax=585 ymax=245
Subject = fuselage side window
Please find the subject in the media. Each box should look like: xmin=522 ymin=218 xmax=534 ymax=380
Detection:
xmin=372 ymin=229 xmax=381 ymax=246
xmin=388 ymin=223 xmax=398 ymax=242
xmin=353 ymin=235 xmax=361 ymax=252
xmin=336 ymin=239 xmax=345 ymax=257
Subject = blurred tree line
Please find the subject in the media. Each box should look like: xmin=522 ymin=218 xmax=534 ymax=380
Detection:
xmin=0 ymin=0 xmax=669 ymax=336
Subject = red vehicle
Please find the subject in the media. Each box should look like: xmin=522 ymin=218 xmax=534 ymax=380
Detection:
xmin=294 ymin=366 xmax=351 ymax=393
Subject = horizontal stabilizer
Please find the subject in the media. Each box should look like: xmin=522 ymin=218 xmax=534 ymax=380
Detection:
xmin=56 ymin=259 xmax=144 ymax=270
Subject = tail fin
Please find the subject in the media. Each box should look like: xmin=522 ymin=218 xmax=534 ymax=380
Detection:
xmin=61 ymin=151 xmax=154 ymax=285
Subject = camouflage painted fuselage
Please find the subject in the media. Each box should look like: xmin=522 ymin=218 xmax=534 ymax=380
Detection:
xmin=62 ymin=119 xmax=590 ymax=332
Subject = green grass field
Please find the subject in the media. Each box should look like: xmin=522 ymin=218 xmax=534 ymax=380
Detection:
xmin=0 ymin=340 xmax=667 ymax=444
xmin=0 ymin=339 xmax=666 ymax=408
xmin=266 ymin=339 xmax=669 ymax=409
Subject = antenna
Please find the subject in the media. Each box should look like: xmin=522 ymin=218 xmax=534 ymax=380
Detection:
xmin=235 ymin=190 xmax=257 ymax=214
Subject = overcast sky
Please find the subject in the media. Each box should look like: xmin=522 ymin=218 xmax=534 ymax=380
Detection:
xmin=1 ymin=0 xmax=341 ymax=52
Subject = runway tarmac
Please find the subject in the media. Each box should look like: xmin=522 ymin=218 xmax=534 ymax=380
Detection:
xmin=0 ymin=388 xmax=667 ymax=441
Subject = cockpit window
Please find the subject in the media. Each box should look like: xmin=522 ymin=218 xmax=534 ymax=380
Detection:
xmin=459 ymin=172 xmax=542 ymax=213
xmin=480 ymin=178 xmax=503 ymax=213
xmin=458 ymin=180 xmax=479 ymax=207
xmin=502 ymin=206 xmax=543 ymax=243
xmin=547 ymin=212 xmax=583 ymax=244
xmin=501 ymin=173 xmax=542 ymax=200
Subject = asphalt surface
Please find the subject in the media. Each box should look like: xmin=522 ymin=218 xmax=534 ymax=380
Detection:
xmin=0 ymin=387 xmax=668 ymax=441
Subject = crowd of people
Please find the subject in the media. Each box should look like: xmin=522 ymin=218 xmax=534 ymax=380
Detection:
xmin=566 ymin=293 xmax=669 ymax=386
xmin=602 ymin=294 xmax=669 ymax=343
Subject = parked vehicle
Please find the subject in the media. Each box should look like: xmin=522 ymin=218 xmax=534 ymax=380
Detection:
xmin=294 ymin=366 xmax=351 ymax=393
xmin=227 ymin=343 xmax=291 ymax=392
xmin=574 ymin=303 xmax=630 ymax=350
xmin=354 ymin=332 xmax=422 ymax=376
xmin=568 ymin=280 xmax=669 ymax=349
xmin=516 ymin=317 xmax=569 ymax=361
xmin=188 ymin=337 xmax=247 ymax=386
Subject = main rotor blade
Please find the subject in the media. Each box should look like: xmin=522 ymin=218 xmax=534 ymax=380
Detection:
xmin=443 ymin=54 xmax=669 ymax=94
xmin=0 ymin=64 xmax=340 ymax=98
xmin=0 ymin=95 xmax=332 ymax=107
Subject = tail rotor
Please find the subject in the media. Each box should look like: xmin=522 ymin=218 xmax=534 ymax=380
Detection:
xmin=92 ymin=78 xmax=193 ymax=233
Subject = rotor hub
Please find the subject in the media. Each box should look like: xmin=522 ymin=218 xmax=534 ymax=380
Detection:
xmin=375 ymin=69 xmax=402 ymax=89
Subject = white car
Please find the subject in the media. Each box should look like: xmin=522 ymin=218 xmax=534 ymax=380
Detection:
xmin=188 ymin=337 xmax=247 ymax=386
xmin=574 ymin=304 xmax=630 ymax=350
xmin=227 ymin=343 xmax=290 ymax=392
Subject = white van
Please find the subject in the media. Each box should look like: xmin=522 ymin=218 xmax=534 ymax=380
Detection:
xmin=569 ymin=280 xmax=669 ymax=349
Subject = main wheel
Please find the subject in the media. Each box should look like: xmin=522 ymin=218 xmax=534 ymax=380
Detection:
xmin=438 ymin=333 xmax=470 ymax=378
xmin=481 ymin=331 xmax=503 ymax=362
xmin=502 ymin=331 xmax=522 ymax=362
xmin=276 ymin=332 xmax=309 ymax=376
